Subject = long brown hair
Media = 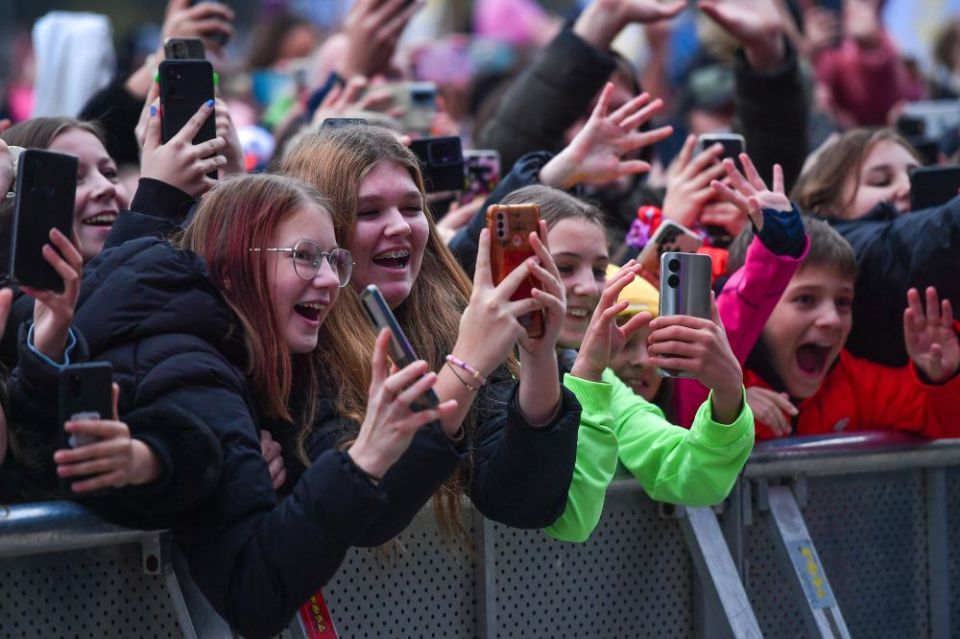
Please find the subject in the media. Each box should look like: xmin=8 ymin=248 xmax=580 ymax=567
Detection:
xmin=792 ymin=128 xmax=920 ymax=219
xmin=282 ymin=126 xmax=475 ymax=536
xmin=180 ymin=174 xmax=332 ymax=424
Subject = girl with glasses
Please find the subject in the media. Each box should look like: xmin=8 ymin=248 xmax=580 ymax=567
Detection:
xmin=280 ymin=125 xmax=582 ymax=542
xmin=8 ymin=173 xmax=451 ymax=638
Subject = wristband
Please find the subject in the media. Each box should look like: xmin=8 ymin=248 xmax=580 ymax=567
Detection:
xmin=445 ymin=354 xmax=487 ymax=392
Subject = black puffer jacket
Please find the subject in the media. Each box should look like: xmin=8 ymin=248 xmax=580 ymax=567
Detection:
xmin=829 ymin=197 xmax=960 ymax=367
xmin=51 ymin=237 xmax=390 ymax=639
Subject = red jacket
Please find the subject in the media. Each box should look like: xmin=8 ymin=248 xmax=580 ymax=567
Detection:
xmin=746 ymin=350 xmax=960 ymax=441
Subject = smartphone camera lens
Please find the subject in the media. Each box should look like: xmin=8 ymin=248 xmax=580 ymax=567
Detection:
xmin=667 ymin=274 xmax=680 ymax=288
xmin=668 ymin=258 xmax=680 ymax=273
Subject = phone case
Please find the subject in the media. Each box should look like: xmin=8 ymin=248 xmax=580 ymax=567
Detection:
xmin=9 ymin=149 xmax=78 ymax=292
xmin=163 ymin=37 xmax=206 ymax=60
xmin=410 ymin=136 xmax=463 ymax=193
xmin=658 ymin=252 xmax=712 ymax=378
xmin=159 ymin=59 xmax=216 ymax=146
xmin=486 ymin=204 xmax=544 ymax=339
xmin=460 ymin=150 xmax=501 ymax=206
xmin=637 ymin=220 xmax=703 ymax=274
xmin=360 ymin=285 xmax=439 ymax=411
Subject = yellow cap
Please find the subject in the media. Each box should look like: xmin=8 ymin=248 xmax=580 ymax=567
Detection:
xmin=606 ymin=264 xmax=659 ymax=318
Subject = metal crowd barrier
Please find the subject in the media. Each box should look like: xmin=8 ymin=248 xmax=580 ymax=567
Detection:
xmin=0 ymin=432 xmax=957 ymax=638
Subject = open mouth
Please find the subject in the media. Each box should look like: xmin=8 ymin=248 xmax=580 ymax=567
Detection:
xmin=373 ymin=249 xmax=410 ymax=270
xmin=795 ymin=342 xmax=832 ymax=376
xmin=567 ymin=308 xmax=590 ymax=320
xmin=82 ymin=212 xmax=117 ymax=227
xmin=294 ymin=302 xmax=325 ymax=322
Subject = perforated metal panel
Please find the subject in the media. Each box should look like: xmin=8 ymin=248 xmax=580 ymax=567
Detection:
xmin=745 ymin=471 xmax=931 ymax=638
xmin=947 ymin=466 xmax=960 ymax=639
xmin=0 ymin=544 xmax=184 ymax=639
xmin=325 ymin=511 xmax=479 ymax=638
xmin=490 ymin=490 xmax=694 ymax=638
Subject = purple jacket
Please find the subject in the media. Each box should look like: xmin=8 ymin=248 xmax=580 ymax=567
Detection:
xmin=674 ymin=235 xmax=811 ymax=426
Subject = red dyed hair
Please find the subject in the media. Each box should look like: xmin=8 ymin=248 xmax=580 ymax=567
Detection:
xmin=180 ymin=173 xmax=333 ymax=421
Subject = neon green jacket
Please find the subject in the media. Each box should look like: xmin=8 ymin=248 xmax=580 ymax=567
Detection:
xmin=544 ymin=369 xmax=754 ymax=542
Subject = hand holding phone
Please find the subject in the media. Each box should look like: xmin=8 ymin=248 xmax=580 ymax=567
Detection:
xmin=360 ymin=284 xmax=439 ymax=410
xmin=656 ymin=252 xmax=712 ymax=378
xmin=10 ymin=149 xmax=77 ymax=292
xmin=486 ymin=204 xmax=545 ymax=338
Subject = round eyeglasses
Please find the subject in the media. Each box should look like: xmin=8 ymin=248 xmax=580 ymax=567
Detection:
xmin=250 ymin=240 xmax=353 ymax=287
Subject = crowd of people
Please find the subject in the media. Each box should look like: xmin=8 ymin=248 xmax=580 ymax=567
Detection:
xmin=0 ymin=0 xmax=959 ymax=636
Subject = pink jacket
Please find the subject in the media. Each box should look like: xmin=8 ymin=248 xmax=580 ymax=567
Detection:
xmin=674 ymin=235 xmax=811 ymax=426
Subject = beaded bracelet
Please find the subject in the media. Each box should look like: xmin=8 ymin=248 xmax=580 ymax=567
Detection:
xmin=445 ymin=354 xmax=487 ymax=392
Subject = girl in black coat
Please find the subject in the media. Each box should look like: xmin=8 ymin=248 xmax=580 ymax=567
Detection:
xmin=281 ymin=126 xmax=583 ymax=540
xmin=10 ymin=173 xmax=455 ymax=639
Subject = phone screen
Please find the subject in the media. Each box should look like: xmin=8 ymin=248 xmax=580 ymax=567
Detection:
xmin=360 ymin=285 xmax=439 ymax=410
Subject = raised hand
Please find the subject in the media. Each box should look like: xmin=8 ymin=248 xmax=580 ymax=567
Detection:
xmin=519 ymin=222 xmax=567 ymax=357
xmin=336 ymin=0 xmax=423 ymax=80
xmin=710 ymin=155 xmax=791 ymax=231
xmin=162 ymin=0 xmax=234 ymax=53
xmin=348 ymin=329 xmax=458 ymax=480
xmin=453 ymin=228 xmax=550 ymax=378
xmin=661 ymin=134 xmax=729 ymax=228
xmin=214 ymin=98 xmax=245 ymax=176
xmin=904 ymin=287 xmax=959 ymax=384
xmin=697 ymin=0 xmax=786 ymax=71
xmin=571 ymin=261 xmax=653 ymax=382
xmin=54 ymin=384 xmax=162 ymax=493
xmin=140 ymin=96 xmax=227 ymax=198
xmin=574 ymin=0 xmax=687 ymax=50
xmin=260 ymin=430 xmax=286 ymax=490
xmin=539 ymin=82 xmax=673 ymax=190
xmin=647 ymin=296 xmax=744 ymax=423
xmin=23 ymin=229 xmax=83 ymax=363
xmin=746 ymin=386 xmax=797 ymax=437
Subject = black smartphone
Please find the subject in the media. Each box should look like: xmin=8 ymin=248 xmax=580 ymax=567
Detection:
xmin=410 ymin=136 xmax=464 ymax=193
xmin=159 ymin=59 xmax=216 ymax=146
xmin=164 ymin=37 xmax=206 ymax=60
xmin=910 ymin=165 xmax=960 ymax=210
xmin=9 ymin=149 xmax=78 ymax=292
xmin=360 ymin=284 xmax=439 ymax=410
xmin=658 ymin=252 xmax=712 ymax=379
xmin=59 ymin=362 xmax=114 ymax=449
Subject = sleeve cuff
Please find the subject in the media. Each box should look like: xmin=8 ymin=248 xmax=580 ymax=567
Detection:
xmin=26 ymin=324 xmax=77 ymax=369
xmin=691 ymin=388 xmax=754 ymax=447
xmin=562 ymin=372 xmax=613 ymax=416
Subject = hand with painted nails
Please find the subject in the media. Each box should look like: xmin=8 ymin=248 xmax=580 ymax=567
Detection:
xmin=348 ymin=329 xmax=458 ymax=481
xmin=21 ymin=229 xmax=84 ymax=363
xmin=572 ymin=262 xmax=652 ymax=383
xmin=140 ymin=93 xmax=227 ymax=198
xmin=54 ymin=383 xmax=162 ymax=493
xmin=904 ymin=287 xmax=960 ymax=384
xmin=746 ymin=386 xmax=797 ymax=437
xmin=539 ymin=82 xmax=673 ymax=191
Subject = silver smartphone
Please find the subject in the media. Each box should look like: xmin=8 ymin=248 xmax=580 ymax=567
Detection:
xmin=359 ymin=284 xmax=439 ymax=410
xmin=658 ymin=252 xmax=712 ymax=378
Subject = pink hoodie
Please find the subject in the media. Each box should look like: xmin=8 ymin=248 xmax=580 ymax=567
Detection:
xmin=673 ymin=234 xmax=811 ymax=427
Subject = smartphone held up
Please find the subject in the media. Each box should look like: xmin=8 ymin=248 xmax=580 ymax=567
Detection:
xmin=658 ymin=252 xmax=712 ymax=379
xmin=486 ymin=203 xmax=545 ymax=339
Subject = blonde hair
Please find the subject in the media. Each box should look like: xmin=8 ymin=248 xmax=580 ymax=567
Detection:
xmin=282 ymin=125 xmax=477 ymax=537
